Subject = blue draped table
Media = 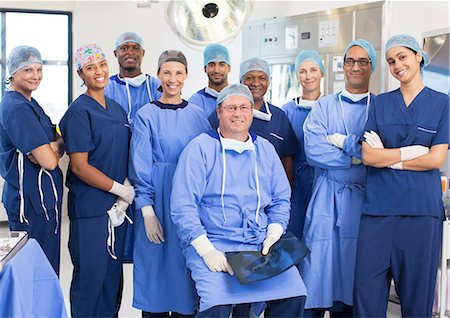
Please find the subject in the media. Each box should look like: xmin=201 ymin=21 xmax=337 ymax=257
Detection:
xmin=0 ymin=238 xmax=67 ymax=317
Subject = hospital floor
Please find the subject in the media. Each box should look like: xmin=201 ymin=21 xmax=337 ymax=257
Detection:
xmin=1 ymin=216 xmax=402 ymax=317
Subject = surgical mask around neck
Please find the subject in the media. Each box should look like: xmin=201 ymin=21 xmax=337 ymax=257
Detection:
xmin=205 ymin=86 xmax=220 ymax=98
xmin=340 ymin=89 xmax=369 ymax=102
xmin=253 ymin=102 xmax=272 ymax=121
xmin=218 ymin=129 xmax=254 ymax=154
xmin=121 ymin=73 xmax=147 ymax=87
xmin=296 ymin=97 xmax=317 ymax=108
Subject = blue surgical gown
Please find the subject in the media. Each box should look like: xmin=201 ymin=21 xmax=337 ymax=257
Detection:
xmin=301 ymin=93 xmax=373 ymax=309
xmin=170 ymin=131 xmax=307 ymax=312
xmin=189 ymin=88 xmax=217 ymax=118
xmin=283 ymin=98 xmax=314 ymax=239
xmin=208 ymin=102 xmax=298 ymax=158
xmin=363 ymin=87 xmax=449 ymax=216
xmin=105 ymin=74 xmax=161 ymax=262
xmin=105 ymin=74 xmax=161 ymax=123
xmin=129 ymin=100 xmax=210 ymax=314
xmin=0 ymin=90 xmax=63 ymax=274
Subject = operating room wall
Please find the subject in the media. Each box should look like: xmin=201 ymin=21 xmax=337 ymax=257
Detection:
xmin=1 ymin=1 xmax=448 ymax=97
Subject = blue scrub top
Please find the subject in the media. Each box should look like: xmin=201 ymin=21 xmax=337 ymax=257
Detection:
xmin=105 ymin=74 xmax=162 ymax=123
xmin=59 ymin=94 xmax=130 ymax=218
xmin=283 ymin=98 xmax=312 ymax=171
xmin=188 ymin=88 xmax=217 ymax=118
xmin=0 ymin=91 xmax=63 ymax=221
xmin=209 ymin=102 xmax=298 ymax=158
xmin=364 ymin=87 xmax=449 ymax=217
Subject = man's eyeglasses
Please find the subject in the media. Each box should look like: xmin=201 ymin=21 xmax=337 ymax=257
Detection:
xmin=344 ymin=58 xmax=371 ymax=67
xmin=221 ymin=105 xmax=253 ymax=112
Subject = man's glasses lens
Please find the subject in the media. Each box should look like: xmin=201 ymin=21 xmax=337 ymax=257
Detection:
xmin=344 ymin=58 xmax=370 ymax=67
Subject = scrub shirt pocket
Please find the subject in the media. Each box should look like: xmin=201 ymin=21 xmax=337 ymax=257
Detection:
xmin=416 ymin=125 xmax=437 ymax=146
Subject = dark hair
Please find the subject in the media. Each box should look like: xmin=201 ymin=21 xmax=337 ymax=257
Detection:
xmin=404 ymin=47 xmax=424 ymax=68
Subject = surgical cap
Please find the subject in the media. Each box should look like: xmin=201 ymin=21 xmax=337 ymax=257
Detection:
xmin=74 ymin=44 xmax=106 ymax=70
xmin=157 ymin=50 xmax=188 ymax=72
xmin=115 ymin=32 xmax=144 ymax=50
xmin=385 ymin=34 xmax=430 ymax=69
xmin=343 ymin=39 xmax=377 ymax=72
xmin=7 ymin=46 xmax=43 ymax=76
xmin=239 ymin=57 xmax=270 ymax=82
xmin=295 ymin=50 xmax=326 ymax=76
xmin=216 ymin=83 xmax=254 ymax=106
xmin=203 ymin=44 xmax=231 ymax=66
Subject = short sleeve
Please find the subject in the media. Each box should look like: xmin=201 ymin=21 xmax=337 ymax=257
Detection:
xmin=60 ymin=108 xmax=95 ymax=153
xmin=4 ymin=105 xmax=49 ymax=154
xmin=431 ymin=95 xmax=449 ymax=146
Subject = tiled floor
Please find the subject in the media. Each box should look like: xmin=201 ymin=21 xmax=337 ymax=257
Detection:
xmin=1 ymin=216 xmax=402 ymax=317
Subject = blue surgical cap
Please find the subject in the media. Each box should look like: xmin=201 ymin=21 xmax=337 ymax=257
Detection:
xmin=204 ymin=44 xmax=230 ymax=67
xmin=7 ymin=46 xmax=43 ymax=76
xmin=216 ymin=83 xmax=254 ymax=107
xmin=239 ymin=57 xmax=270 ymax=82
xmin=295 ymin=50 xmax=326 ymax=76
xmin=385 ymin=34 xmax=430 ymax=70
xmin=343 ymin=39 xmax=377 ymax=72
xmin=115 ymin=32 xmax=144 ymax=50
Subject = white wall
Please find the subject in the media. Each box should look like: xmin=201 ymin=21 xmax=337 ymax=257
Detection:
xmin=2 ymin=1 xmax=449 ymax=96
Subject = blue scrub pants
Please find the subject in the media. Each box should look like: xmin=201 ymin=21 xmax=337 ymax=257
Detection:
xmin=142 ymin=311 xmax=194 ymax=317
xmin=69 ymin=215 xmax=126 ymax=318
xmin=354 ymin=215 xmax=442 ymax=318
xmin=123 ymin=203 xmax=135 ymax=263
xmin=303 ymin=301 xmax=353 ymax=317
xmin=196 ymin=296 xmax=306 ymax=318
xmin=9 ymin=206 xmax=61 ymax=276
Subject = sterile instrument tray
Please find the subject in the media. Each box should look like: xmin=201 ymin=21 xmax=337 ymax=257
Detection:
xmin=0 ymin=231 xmax=28 ymax=272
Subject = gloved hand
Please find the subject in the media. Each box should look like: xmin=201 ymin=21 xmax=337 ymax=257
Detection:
xmin=142 ymin=205 xmax=164 ymax=244
xmin=191 ymin=234 xmax=234 ymax=275
xmin=388 ymin=162 xmax=403 ymax=170
xmin=400 ymin=145 xmax=429 ymax=161
xmin=326 ymin=133 xmax=347 ymax=149
xmin=116 ymin=197 xmax=129 ymax=212
xmin=108 ymin=178 xmax=135 ymax=204
xmin=107 ymin=203 xmax=125 ymax=227
xmin=352 ymin=157 xmax=363 ymax=165
xmin=364 ymin=131 xmax=384 ymax=149
xmin=262 ymin=223 xmax=284 ymax=255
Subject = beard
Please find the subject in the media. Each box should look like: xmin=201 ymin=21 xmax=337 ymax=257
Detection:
xmin=208 ymin=74 xmax=227 ymax=86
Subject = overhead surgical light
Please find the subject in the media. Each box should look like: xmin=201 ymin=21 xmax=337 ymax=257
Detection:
xmin=165 ymin=0 xmax=253 ymax=47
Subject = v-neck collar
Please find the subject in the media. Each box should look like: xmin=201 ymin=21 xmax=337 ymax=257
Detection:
xmin=83 ymin=94 xmax=109 ymax=112
xmin=396 ymin=86 xmax=427 ymax=109
xmin=395 ymin=87 xmax=427 ymax=124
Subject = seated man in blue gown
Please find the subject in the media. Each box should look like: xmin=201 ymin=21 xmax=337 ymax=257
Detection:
xmin=171 ymin=84 xmax=306 ymax=318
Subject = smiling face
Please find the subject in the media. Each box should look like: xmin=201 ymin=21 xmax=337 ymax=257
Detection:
xmin=242 ymin=70 xmax=269 ymax=104
xmin=157 ymin=61 xmax=187 ymax=99
xmin=205 ymin=61 xmax=230 ymax=87
xmin=217 ymin=95 xmax=253 ymax=141
xmin=11 ymin=63 xmax=43 ymax=98
xmin=298 ymin=60 xmax=323 ymax=95
xmin=114 ymin=42 xmax=145 ymax=76
xmin=344 ymin=45 xmax=372 ymax=93
xmin=386 ymin=46 xmax=422 ymax=85
xmin=78 ymin=58 xmax=109 ymax=91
